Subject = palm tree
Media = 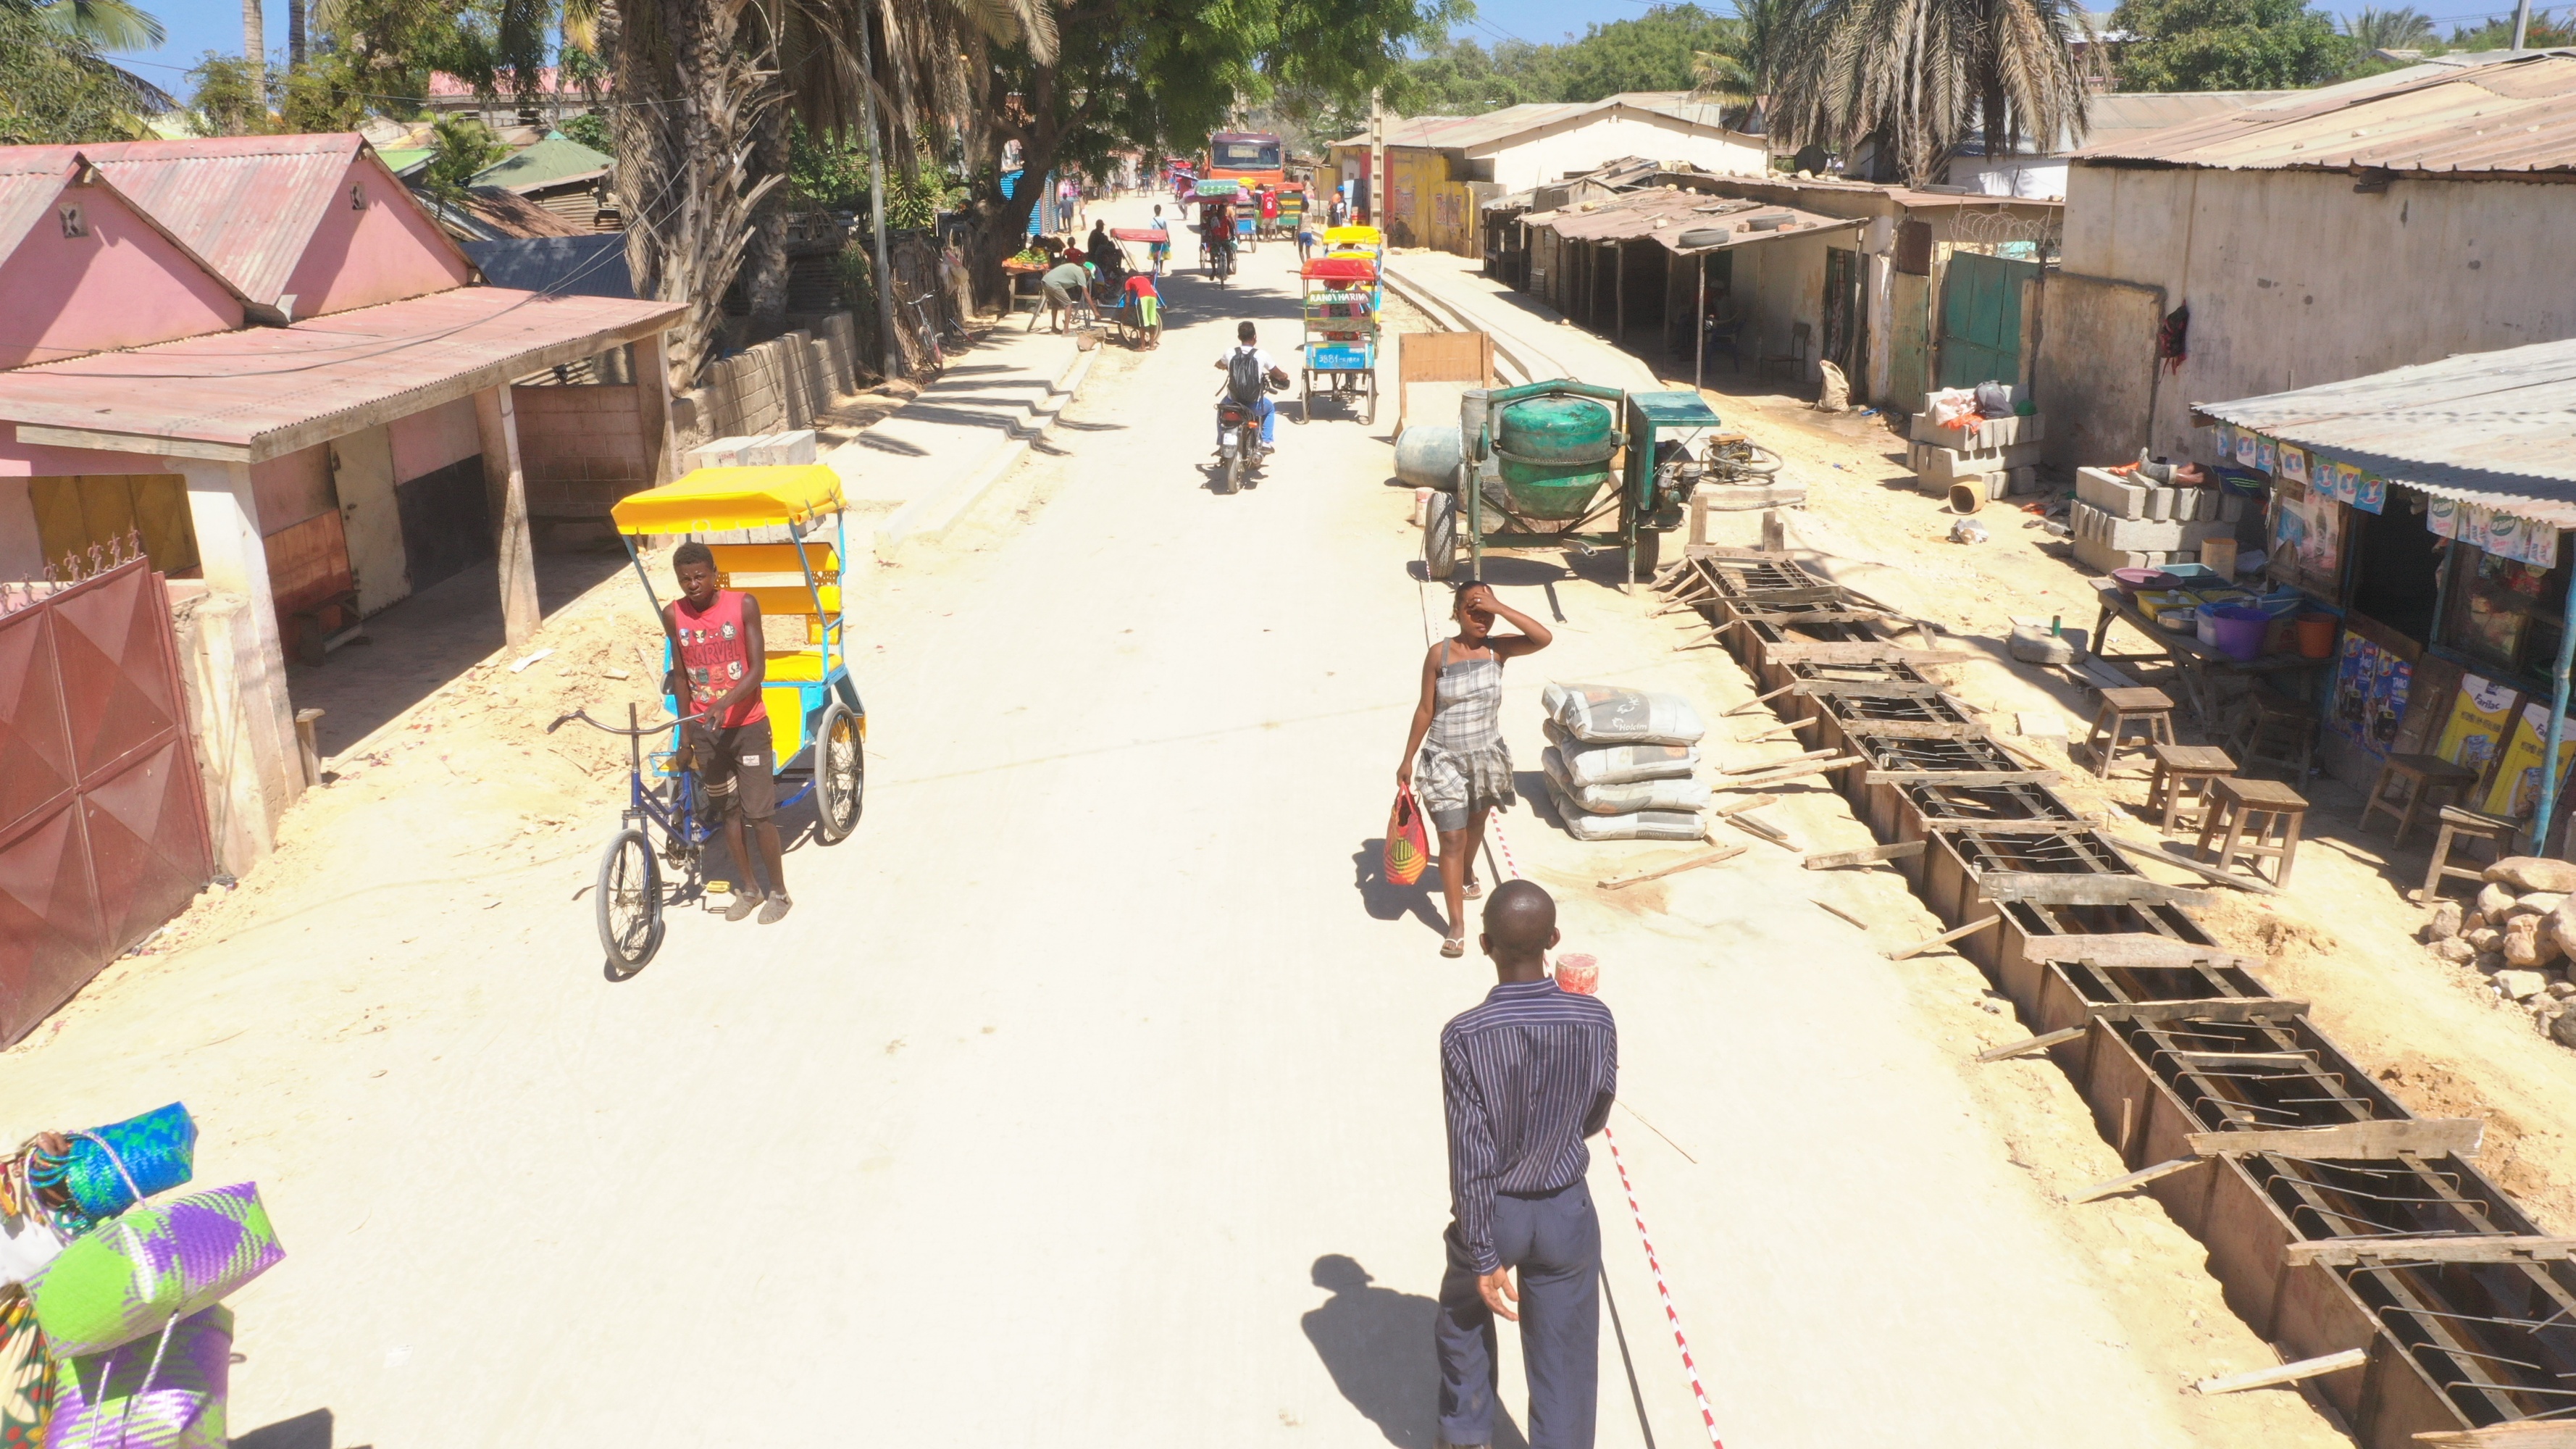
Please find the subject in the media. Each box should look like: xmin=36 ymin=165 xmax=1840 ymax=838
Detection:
xmin=2345 ymin=5 xmax=2435 ymax=51
xmin=1768 ymin=0 xmax=2089 ymax=188
xmin=33 ymin=0 xmax=164 ymax=49
xmin=241 ymin=0 xmax=263 ymax=103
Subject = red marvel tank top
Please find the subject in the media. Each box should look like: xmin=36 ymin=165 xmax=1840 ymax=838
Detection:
xmin=674 ymin=589 xmax=767 ymax=728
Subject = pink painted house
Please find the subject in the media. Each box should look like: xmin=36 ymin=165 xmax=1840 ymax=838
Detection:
xmin=0 ymin=134 xmax=682 ymax=872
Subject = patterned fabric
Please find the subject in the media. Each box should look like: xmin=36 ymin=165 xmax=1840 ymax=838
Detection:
xmin=33 ymin=1184 xmax=281 ymax=1358
xmin=1418 ymin=643 xmax=1514 ymax=832
xmin=1440 ymin=980 xmax=1618 ymax=1274
xmin=1 ymin=1297 xmax=55 ymax=1449
xmin=1384 ymin=790 xmax=1430 ymax=886
xmin=51 ymin=1306 xmax=230 ymax=1449
xmin=31 ymin=1107 xmax=196 ymax=1222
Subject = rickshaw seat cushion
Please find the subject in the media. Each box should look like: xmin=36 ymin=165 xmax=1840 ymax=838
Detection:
xmin=737 ymin=582 xmax=841 ymax=619
xmin=708 ymin=541 xmax=840 ymax=579
xmin=766 ymin=648 xmax=828 ymax=682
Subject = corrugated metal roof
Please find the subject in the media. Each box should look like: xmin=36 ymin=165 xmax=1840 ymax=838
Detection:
xmin=470 ymin=135 xmax=613 ymax=193
xmin=0 ymin=147 xmax=80 ymax=262
xmin=1532 ymin=188 xmax=1863 ymax=252
xmin=1329 ymin=93 xmax=1753 ymax=151
xmin=2074 ymin=49 xmax=2576 ymax=174
xmin=73 ymin=134 xmax=363 ymax=305
xmin=2193 ymin=338 xmax=2576 ymax=524
xmin=0 ymin=286 xmax=682 ymax=462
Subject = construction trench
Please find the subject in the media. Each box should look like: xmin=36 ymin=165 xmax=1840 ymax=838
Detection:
xmin=1661 ymin=548 xmax=2576 ymax=1447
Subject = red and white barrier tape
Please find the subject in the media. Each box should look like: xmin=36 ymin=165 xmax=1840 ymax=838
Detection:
xmin=1481 ymin=818 xmax=1726 ymax=1449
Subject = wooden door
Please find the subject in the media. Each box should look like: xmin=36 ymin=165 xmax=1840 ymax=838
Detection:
xmin=330 ymin=425 xmax=411 ymax=615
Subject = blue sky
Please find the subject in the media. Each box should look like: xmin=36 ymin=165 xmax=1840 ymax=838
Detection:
xmin=111 ymin=0 xmax=2535 ymax=102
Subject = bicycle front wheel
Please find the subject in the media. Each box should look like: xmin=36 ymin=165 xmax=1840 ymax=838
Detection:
xmin=596 ymin=828 xmax=664 ymax=975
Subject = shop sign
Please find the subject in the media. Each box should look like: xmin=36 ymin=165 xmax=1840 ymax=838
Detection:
xmin=2427 ymin=496 xmax=2560 ymax=566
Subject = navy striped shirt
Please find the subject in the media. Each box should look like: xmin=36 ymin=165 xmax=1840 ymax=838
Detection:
xmin=1441 ymin=978 xmax=1618 ymax=1273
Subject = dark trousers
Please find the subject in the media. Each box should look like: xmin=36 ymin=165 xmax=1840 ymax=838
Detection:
xmin=1434 ymin=1181 xmax=1601 ymax=1449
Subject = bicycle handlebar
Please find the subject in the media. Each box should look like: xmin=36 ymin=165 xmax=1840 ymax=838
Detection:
xmin=548 ymin=706 xmax=711 ymax=738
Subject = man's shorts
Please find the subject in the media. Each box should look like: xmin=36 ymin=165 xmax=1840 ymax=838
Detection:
xmin=689 ymin=721 xmax=776 ymax=822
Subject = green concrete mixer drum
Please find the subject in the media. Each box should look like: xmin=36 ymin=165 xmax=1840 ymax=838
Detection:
xmin=1491 ymin=393 xmax=1620 ymax=521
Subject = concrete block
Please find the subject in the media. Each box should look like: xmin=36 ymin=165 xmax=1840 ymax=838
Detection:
xmin=1915 ymin=440 xmax=2042 ymax=482
xmin=2074 ymin=533 xmax=2162 ymax=574
xmin=744 ymin=430 xmax=819 ymax=465
xmin=1909 ymin=409 xmax=2044 ymax=447
xmin=685 ymin=434 xmax=758 ymax=470
xmin=2071 ymin=501 xmax=2237 ymax=552
xmin=2004 ymin=465 xmax=2041 ymax=497
xmin=2220 ymin=491 xmax=2249 ymax=524
xmin=2076 ymin=467 xmax=2146 ymax=518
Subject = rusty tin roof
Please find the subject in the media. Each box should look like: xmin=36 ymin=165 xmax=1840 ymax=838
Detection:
xmin=0 ymin=286 xmax=682 ymax=462
xmin=2073 ymin=50 xmax=2576 ymax=175
xmin=1533 ymin=188 xmax=1863 ymax=253
xmin=2194 ymin=338 xmax=2576 ymax=523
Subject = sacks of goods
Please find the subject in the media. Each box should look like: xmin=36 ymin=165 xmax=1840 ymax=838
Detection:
xmin=1540 ymin=683 xmax=1710 ymax=840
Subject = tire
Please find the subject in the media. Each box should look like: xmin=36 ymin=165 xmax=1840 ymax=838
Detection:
xmin=595 ymin=829 xmax=664 ymax=974
xmin=1362 ymin=376 xmax=1376 ymax=427
xmin=1218 ymin=450 xmax=1241 ymax=494
xmin=814 ymin=701 xmax=865 ymax=845
xmin=1632 ymin=527 xmax=1663 ymax=582
xmin=1426 ymin=490 xmax=1459 ymax=580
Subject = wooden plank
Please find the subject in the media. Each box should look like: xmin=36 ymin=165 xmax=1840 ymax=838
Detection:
xmin=1977 ymin=872 xmax=2215 ymax=909
xmin=1722 ymin=811 xmax=1796 ymax=848
xmin=1976 ymin=1025 xmax=2087 ymax=1063
xmin=1734 ymin=717 xmax=1820 ymax=742
xmin=1723 ymin=756 xmax=1868 ymax=790
xmin=1722 ymin=683 xmax=1796 ymax=717
xmin=1597 ymin=843 xmax=1747 ymax=892
xmin=1813 ymin=898 xmax=1870 ymax=930
xmin=1836 ymin=719 xmax=1991 ymax=740
xmin=1885 ymin=913 xmax=1999 ymax=961
xmin=1791 ymin=679 xmax=1946 ymax=698
xmin=1761 ymin=643 xmax=1981 ymax=666
xmin=1728 ymin=609 xmax=1897 ymax=626
xmin=1720 ymin=747 xmax=1837 ymax=776
xmin=2187 ymin=1118 xmax=2486 ymax=1160
xmin=2415 ymin=1420 xmax=2576 ymax=1445
xmin=2170 ymin=1050 xmax=2317 ymax=1066
xmin=1864 ymin=769 xmax=2063 ymax=786
xmin=1691 ymin=483 xmax=1811 ymax=512
xmin=2021 ymin=935 xmax=2257 ymax=969
xmin=1918 ymin=817 xmax=2099 ymax=833
xmin=2071 ymin=1155 xmax=2200 ymax=1203
xmin=1711 ymin=793 xmax=1782 ymax=819
xmin=2286 ymin=1235 xmax=2576 ymax=1268
xmin=2102 ymin=835 xmax=2286 ymax=897
xmin=2194 ymin=1349 xmax=2368 ymax=1396
xmin=1803 ymin=840 xmax=1927 ymax=869
xmin=2088 ymin=998 xmax=2311 ymax=1024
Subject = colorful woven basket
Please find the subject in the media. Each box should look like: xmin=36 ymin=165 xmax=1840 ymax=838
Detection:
xmin=36 ymin=1106 xmax=198 ymax=1221
xmin=33 ymin=1184 xmax=282 ymax=1358
xmin=0 ymin=1297 xmax=55 ymax=1449
xmin=51 ymin=1306 xmax=231 ymax=1449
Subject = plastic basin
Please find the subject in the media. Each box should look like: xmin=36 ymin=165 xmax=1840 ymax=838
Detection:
xmin=2206 ymin=604 xmax=2270 ymax=661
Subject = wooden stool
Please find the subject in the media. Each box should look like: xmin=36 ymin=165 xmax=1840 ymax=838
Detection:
xmin=2228 ymin=690 xmax=2318 ymax=782
xmin=2086 ymin=687 xmax=2177 ymax=776
xmin=2362 ymin=753 xmax=2481 ymax=846
xmin=2196 ymin=777 xmax=2310 ymax=887
xmin=2146 ymin=743 xmax=2236 ymax=835
xmin=2417 ymin=805 xmax=2517 ymax=903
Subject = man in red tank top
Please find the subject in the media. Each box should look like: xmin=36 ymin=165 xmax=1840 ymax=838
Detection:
xmin=663 ymin=541 xmax=790 ymax=922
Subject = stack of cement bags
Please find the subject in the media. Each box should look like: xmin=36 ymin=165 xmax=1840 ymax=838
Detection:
xmin=1539 ymin=683 xmax=1709 ymax=841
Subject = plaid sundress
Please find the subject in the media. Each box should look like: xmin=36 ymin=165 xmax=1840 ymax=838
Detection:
xmin=1416 ymin=640 xmax=1515 ymax=832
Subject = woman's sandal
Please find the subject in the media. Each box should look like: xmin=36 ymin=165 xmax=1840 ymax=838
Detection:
xmin=1441 ymin=935 xmax=1466 ymax=958
xmin=1463 ymin=878 xmax=1483 ymax=900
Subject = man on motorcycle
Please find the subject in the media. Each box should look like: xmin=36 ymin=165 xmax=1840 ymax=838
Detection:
xmin=1213 ymin=320 xmax=1291 ymax=456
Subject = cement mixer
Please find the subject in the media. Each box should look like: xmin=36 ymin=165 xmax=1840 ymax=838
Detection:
xmin=1396 ymin=380 xmax=1729 ymax=585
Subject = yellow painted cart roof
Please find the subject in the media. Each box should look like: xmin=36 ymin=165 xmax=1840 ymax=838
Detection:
xmin=610 ymin=466 xmax=845 ymax=534
xmin=1323 ymin=225 xmax=1382 ymax=246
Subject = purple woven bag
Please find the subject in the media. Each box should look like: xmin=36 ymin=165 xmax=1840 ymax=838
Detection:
xmin=49 ymin=1306 xmax=231 ymax=1449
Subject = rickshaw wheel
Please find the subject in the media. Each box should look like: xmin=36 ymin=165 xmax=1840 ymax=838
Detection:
xmin=815 ymin=702 xmax=866 ymax=845
xmin=596 ymin=828 xmax=664 ymax=976
xmin=1425 ymin=491 xmax=1459 ymax=580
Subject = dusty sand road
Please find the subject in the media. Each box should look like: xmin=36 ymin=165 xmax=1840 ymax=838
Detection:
xmin=0 ymin=201 xmax=2342 ymax=1448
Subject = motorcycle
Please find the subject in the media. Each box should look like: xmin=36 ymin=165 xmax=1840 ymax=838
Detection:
xmin=1213 ymin=382 xmax=1281 ymax=494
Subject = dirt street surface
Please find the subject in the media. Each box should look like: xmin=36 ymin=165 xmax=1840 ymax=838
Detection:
xmin=1 ymin=201 xmax=2344 ymax=1447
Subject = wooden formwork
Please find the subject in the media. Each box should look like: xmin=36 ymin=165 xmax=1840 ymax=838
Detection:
xmin=1667 ymin=550 xmax=2576 ymax=1441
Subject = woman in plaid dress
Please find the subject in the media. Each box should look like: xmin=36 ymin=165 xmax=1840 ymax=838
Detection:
xmin=1398 ymin=580 xmax=1554 ymax=956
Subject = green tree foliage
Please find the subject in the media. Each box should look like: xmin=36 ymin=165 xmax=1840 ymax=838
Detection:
xmin=2342 ymin=4 xmax=2432 ymax=50
xmin=1549 ymin=4 xmax=1738 ymax=101
xmin=31 ymin=0 xmax=164 ymax=51
xmin=419 ymin=113 xmax=507 ymax=199
xmin=556 ymin=107 xmax=613 ymax=155
xmin=185 ymin=51 xmax=277 ymax=133
xmin=0 ymin=4 xmax=159 ymax=143
xmin=2438 ymin=7 xmax=2574 ymax=49
xmin=308 ymin=0 xmax=554 ymax=117
xmin=2111 ymin=0 xmax=2356 ymax=90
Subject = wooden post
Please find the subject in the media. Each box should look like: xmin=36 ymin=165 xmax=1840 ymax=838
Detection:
xmin=1694 ymin=252 xmax=1707 ymax=391
xmin=475 ymin=384 xmax=540 ymax=647
xmin=633 ymin=330 xmax=677 ymax=484
xmin=1615 ymin=240 xmax=1626 ymax=344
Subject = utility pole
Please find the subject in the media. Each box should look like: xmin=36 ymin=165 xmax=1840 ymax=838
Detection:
xmin=2513 ymin=0 xmax=2533 ymax=49
xmin=855 ymin=8 xmax=901 ymax=380
xmin=1369 ymin=88 xmax=1386 ymax=228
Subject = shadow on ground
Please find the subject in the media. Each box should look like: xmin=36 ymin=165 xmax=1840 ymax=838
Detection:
xmin=1302 ymin=1254 xmax=1528 ymax=1449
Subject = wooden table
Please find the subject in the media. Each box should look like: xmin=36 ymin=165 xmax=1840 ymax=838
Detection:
xmin=2088 ymin=581 xmax=2319 ymax=728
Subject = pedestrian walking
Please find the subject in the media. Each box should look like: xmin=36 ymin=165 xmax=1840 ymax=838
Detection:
xmin=1149 ymin=204 xmax=1171 ymax=276
xmin=1434 ymin=881 xmax=1613 ymax=1449
xmin=1397 ymin=580 xmax=1552 ymax=957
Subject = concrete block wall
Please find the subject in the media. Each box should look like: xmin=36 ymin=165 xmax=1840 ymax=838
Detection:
xmin=673 ymin=311 xmax=873 ymax=453
xmin=512 ymin=383 xmax=651 ymax=519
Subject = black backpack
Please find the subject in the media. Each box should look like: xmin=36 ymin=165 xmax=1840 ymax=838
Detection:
xmin=1226 ymin=347 xmax=1265 ymax=404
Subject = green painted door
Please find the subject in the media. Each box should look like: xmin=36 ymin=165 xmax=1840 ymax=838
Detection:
xmin=1937 ymin=252 xmax=2038 ymax=391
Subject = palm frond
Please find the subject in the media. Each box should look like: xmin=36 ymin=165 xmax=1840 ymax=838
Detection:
xmin=35 ymin=0 xmax=164 ymax=51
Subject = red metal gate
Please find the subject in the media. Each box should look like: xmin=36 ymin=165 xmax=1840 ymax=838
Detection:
xmin=0 ymin=561 xmax=214 ymax=1044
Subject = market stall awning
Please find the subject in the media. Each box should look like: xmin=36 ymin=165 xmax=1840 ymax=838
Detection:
xmin=0 ymin=285 xmax=685 ymax=463
xmin=1530 ymin=191 xmax=1862 ymax=255
xmin=2193 ymin=338 xmax=2576 ymax=526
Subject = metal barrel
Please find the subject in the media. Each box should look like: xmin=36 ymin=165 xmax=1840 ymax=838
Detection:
xmin=1393 ymin=424 xmax=1465 ymax=491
